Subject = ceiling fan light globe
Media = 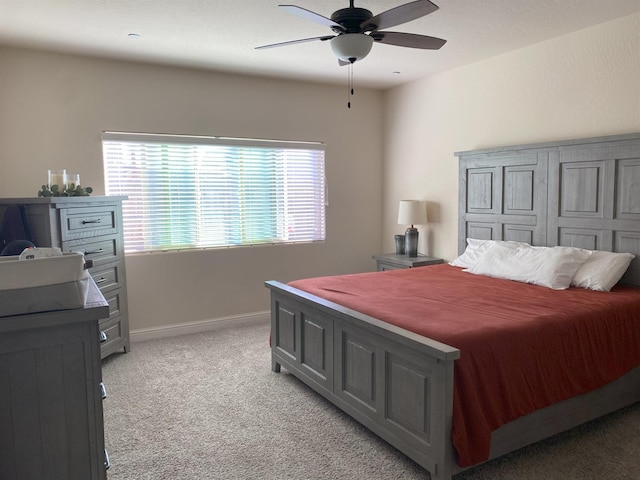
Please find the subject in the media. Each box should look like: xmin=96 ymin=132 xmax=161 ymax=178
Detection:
xmin=330 ymin=33 xmax=373 ymax=63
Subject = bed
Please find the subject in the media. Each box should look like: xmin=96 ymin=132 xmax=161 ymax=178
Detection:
xmin=265 ymin=132 xmax=640 ymax=480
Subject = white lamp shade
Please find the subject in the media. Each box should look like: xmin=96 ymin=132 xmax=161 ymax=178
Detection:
xmin=330 ymin=34 xmax=374 ymax=63
xmin=398 ymin=200 xmax=428 ymax=226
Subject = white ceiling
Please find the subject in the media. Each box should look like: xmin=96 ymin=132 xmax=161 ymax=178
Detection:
xmin=1 ymin=0 xmax=639 ymax=89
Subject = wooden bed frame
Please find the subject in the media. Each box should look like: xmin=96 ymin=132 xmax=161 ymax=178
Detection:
xmin=266 ymin=132 xmax=640 ymax=480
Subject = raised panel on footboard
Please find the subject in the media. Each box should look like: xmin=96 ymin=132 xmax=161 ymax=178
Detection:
xmin=386 ymin=353 xmax=431 ymax=443
xmin=337 ymin=331 xmax=377 ymax=412
xmin=300 ymin=313 xmax=333 ymax=389
xmin=273 ymin=302 xmax=297 ymax=362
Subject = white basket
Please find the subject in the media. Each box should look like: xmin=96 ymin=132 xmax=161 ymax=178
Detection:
xmin=0 ymin=252 xmax=90 ymax=316
xmin=0 ymin=252 xmax=88 ymax=291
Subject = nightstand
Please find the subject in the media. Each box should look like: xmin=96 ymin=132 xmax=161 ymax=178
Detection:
xmin=372 ymin=253 xmax=444 ymax=271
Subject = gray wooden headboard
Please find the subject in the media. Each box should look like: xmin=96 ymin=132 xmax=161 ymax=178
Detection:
xmin=455 ymin=132 xmax=640 ymax=287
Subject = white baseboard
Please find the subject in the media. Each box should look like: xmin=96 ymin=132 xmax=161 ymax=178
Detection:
xmin=130 ymin=310 xmax=270 ymax=343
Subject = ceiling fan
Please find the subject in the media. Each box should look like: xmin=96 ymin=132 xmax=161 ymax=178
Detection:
xmin=256 ymin=0 xmax=447 ymax=65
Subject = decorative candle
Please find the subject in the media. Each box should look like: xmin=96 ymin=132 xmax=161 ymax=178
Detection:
xmin=48 ymin=169 xmax=67 ymax=189
xmin=66 ymin=173 xmax=81 ymax=190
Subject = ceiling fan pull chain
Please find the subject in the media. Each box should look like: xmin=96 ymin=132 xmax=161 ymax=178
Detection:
xmin=347 ymin=63 xmax=352 ymax=109
xmin=351 ymin=63 xmax=355 ymax=96
xmin=347 ymin=62 xmax=356 ymax=109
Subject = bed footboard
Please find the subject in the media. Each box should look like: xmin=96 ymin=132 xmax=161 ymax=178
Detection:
xmin=266 ymin=281 xmax=461 ymax=480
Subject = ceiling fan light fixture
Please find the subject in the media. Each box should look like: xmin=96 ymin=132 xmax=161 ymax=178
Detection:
xmin=330 ymin=33 xmax=373 ymax=63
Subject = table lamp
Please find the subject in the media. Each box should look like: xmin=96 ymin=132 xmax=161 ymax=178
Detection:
xmin=398 ymin=200 xmax=428 ymax=257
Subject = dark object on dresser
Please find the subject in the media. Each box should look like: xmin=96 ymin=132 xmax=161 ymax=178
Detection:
xmin=0 ymin=239 xmax=35 ymax=256
xmin=0 ymin=204 xmax=32 ymax=251
xmin=394 ymin=234 xmax=405 ymax=255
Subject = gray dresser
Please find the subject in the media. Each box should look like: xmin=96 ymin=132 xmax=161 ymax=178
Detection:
xmin=0 ymin=281 xmax=110 ymax=480
xmin=0 ymin=196 xmax=130 ymax=359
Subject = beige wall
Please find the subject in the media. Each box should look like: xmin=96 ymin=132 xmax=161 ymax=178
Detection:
xmin=0 ymin=47 xmax=384 ymax=331
xmin=383 ymin=13 xmax=640 ymax=261
xmin=2 ymin=13 xmax=639 ymax=332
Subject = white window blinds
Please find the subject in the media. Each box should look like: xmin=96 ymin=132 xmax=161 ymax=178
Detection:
xmin=102 ymin=132 xmax=326 ymax=253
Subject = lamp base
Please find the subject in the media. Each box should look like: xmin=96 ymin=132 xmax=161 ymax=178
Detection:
xmin=405 ymin=227 xmax=418 ymax=257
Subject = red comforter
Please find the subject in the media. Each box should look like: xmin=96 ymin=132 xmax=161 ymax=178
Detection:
xmin=289 ymin=264 xmax=640 ymax=467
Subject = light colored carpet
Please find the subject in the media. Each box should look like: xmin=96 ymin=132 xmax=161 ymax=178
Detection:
xmin=102 ymin=321 xmax=640 ymax=480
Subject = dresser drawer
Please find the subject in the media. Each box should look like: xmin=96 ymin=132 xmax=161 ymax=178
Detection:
xmin=60 ymin=206 xmax=119 ymax=241
xmin=377 ymin=262 xmax=405 ymax=271
xmin=90 ymin=262 xmax=123 ymax=294
xmin=98 ymin=316 xmax=124 ymax=353
xmin=62 ymin=235 xmax=122 ymax=268
xmin=103 ymin=289 xmax=124 ymax=321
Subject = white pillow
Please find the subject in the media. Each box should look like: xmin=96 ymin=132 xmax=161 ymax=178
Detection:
xmin=465 ymin=243 xmax=592 ymax=290
xmin=449 ymin=238 xmax=526 ymax=268
xmin=571 ymin=250 xmax=635 ymax=291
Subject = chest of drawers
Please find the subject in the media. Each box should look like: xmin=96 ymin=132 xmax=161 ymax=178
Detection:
xmin=0 ymin=196 xmax=130 ymax=359
xmin=0 ymin=280 xmax=110 ymax=479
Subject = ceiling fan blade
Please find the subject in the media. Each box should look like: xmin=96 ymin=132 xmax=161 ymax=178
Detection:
xmin=255 ymin=35 xmax=334 ymax=50
xmin=361 ymin=0 xmax=439 ymax=31
xmin=279 ymin=5 xmax=345 ymax=31
xmin=372 ymin=31 xmax=446 ymax=49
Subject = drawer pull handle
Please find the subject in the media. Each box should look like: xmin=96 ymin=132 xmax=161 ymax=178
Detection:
xmin=95 ymin=277 xmax=108 ymax=284
xmin=84 ymin=248 xmax=104 ymax=255
xmin=104 ymin=450 xmax=111 ymax=470
xmin=82 ymin=219 xmax=102 ymax=224
xmin=100 ymin=382 xmax=107 ymax=400
xmin=99 ymin=331 xmax=108 ymax=343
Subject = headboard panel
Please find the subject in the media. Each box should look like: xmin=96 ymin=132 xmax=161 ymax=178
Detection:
xmin=456 ymin=133 xmax=640 ymax=287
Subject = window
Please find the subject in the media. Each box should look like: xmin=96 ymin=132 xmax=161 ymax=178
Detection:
xmin=102 ymin=132 xmax=326 ymax=253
